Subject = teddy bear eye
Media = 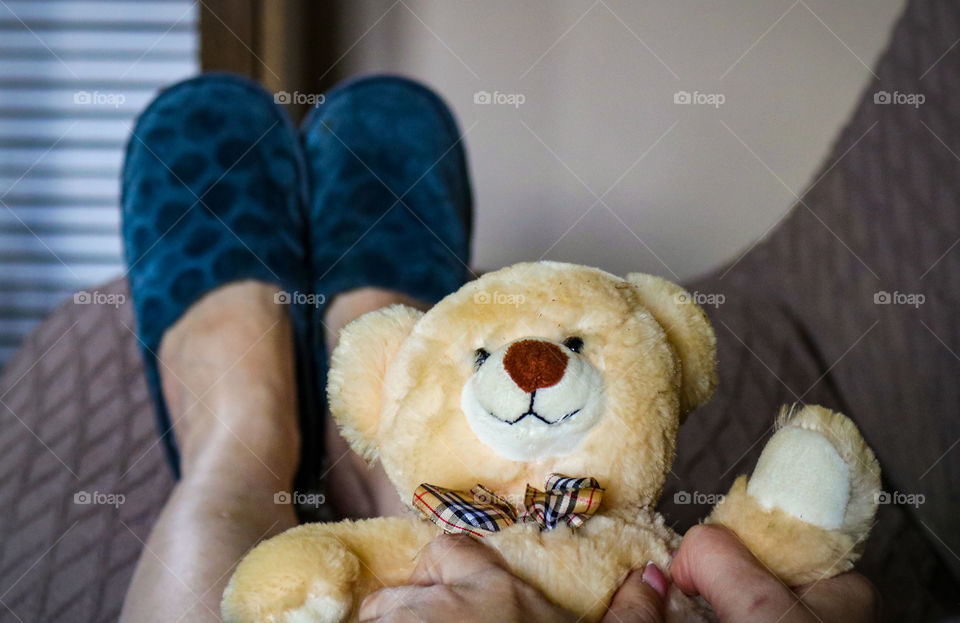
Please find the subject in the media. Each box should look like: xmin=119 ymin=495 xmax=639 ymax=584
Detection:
xmin=474 ymin=348 xmax=490 ymax=369
xmin=562 ymin=337 xmax=584 ymax=353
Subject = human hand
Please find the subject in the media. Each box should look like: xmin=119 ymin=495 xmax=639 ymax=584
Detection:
xmin=671 ymin=524 xmax=880 ymax=623
xmin=359 ymin=534 xmax=668 ymax=622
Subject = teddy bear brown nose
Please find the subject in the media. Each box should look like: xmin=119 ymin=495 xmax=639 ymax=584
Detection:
xmin=502 ymin=339 xmax=568 ymax=393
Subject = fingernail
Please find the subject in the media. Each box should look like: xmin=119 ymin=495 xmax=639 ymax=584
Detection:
xmin=642 ymin=562 xmax=668 ymax=599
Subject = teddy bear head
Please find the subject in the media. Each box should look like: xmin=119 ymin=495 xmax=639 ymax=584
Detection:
xmin=328 ymin=261 xmax=717 ymax=511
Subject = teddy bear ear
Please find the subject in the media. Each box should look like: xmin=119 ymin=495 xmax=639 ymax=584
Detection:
xmin=327 ymin=304 xmax=424 ymax=461
xmin=625 ymin=273 xmax=718 ymax=420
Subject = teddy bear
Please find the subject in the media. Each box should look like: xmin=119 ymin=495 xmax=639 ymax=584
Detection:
xmin=220 ymin=261 xmax=881 ymax=623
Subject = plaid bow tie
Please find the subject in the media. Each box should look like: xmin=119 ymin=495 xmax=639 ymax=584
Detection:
xmin=413 ymin=473 xmax=603 ymax=538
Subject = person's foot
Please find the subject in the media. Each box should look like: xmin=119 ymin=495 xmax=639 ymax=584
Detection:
xmin=121 ymin=74 xmax=311 ymax=478
xmin=158 ymin=280 xmax=300 ymax=484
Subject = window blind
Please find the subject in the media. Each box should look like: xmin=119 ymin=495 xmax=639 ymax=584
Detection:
xmin=0 ymin=0 xmax=199 ymax=367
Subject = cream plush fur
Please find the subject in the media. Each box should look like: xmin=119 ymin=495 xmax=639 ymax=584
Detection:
xmin=221 ymin=261 xmax=881 ymax=623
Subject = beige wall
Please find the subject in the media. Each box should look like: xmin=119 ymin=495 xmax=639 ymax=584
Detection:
xmin=334 ymin=0 xmax=905 ymax=280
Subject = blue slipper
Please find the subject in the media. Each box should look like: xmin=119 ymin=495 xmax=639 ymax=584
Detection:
xmin=300 ymin=74 xmax=473 ymax=486
xmin=302 ymin=74 xmax=472 ymax=303
xmin=122 ymin=73 xmax=312 ymax=478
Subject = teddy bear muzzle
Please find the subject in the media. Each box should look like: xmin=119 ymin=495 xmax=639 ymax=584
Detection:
xmin=461 ymin=337 xmax=606 ymax=461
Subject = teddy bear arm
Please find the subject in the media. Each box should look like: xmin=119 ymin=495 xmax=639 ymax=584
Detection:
xmin=221 ymin=517 xmax=438 ymax=623
xmin=703 ymin=405 xmax=881 ymax=586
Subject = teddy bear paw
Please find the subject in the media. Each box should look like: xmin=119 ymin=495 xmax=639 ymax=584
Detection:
xmin=220 ymin=529 xmax=359 ymax=623
xmin=707 ymin=404 xmax=881 ymax=584
xmin=744 ymin=405 xmax=880 ymax=534
xmin=222 ymin=582 xmax=351 ymax=623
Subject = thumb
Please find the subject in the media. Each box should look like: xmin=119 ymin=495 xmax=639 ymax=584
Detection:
xmin=671 ymin=525 xmax=799 ymax=622
xmin=602 ymin=563 xmax=667 ymax=623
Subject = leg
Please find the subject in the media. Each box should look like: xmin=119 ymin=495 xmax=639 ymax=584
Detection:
xmin=120 ymin=282 xmax=300 ymax=622
xmin=300 ymin=76 xmax=473 ymax=521
xmin=706 ymin=404 xmax=881 ymax=586
xmin=119 ymin=74 xmax=313 ymax=620
xmin=218 ymin=74 xmax=475 ymax=621
xmin=211 ymin=291 xmax=438 ymax=623
xmin=321 ymin=288 xmax=429 ymax=520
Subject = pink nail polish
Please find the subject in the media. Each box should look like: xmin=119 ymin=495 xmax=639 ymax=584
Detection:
xmin=642 ymin=562 xmax=669 ymax=599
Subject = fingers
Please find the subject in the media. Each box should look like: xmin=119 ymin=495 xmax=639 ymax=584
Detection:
xmin=360 ymin=535 xmax=574 ymax=622
xmin=407 ymin=534 xmax=508 ymax=585
xmin=671 ymin=524 xmax=800 ymax=623
xmin=601 ymin=564 xmax=666 ymax=623
xmin=796 ymin=572 xmax=880 ymax=623
xmin=359 ymin=585 xmax=425 ymax=622
xmin=361 ymin=536 xmax=502 ymax=621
